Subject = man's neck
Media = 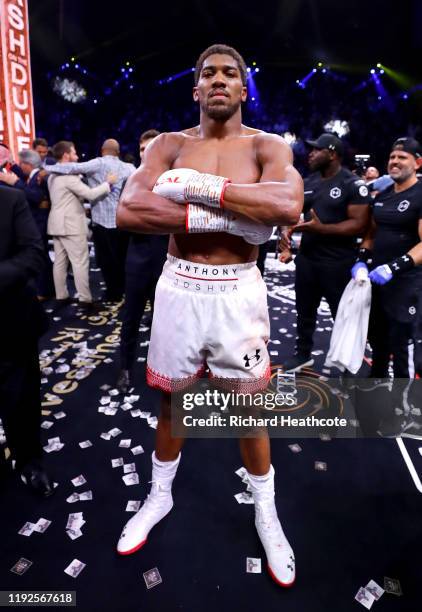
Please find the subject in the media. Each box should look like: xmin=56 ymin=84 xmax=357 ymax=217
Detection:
xmin=394 ymin=175 xmax=418 ymax=193
xmin=198 ymin=111 xmax=243 ymax=139
xmin=320 ymin=162 xmax=341 ymax=179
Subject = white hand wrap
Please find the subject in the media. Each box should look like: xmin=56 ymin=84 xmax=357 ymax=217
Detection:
xmin=186 ymin=204 xmax=273 ymax=245
xmin=184 ymin=172 xmax=230 ymax=208
xmin=153 ymin=168 xmax=230 ymax=208
xmin=187 ymin=204 xmax=232 ymax=233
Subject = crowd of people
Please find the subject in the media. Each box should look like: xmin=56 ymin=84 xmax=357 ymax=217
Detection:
xmin=1 ymin=43 xmax=422 ymax=589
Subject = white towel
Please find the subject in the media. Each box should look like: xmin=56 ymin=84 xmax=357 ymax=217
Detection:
xmin=325 ymin=279 xmax=372 ymax=374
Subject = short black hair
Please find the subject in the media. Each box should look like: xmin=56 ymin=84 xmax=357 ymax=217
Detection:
xmin=52 ymin=140 xmax=75 ymax=161
xmin=33 ymin=137 xmax=48 ymax=148
xmin=139 ymin=129 xmax=160 ymax=144
xmin=194 ymin=44 xmax=247 ymax=86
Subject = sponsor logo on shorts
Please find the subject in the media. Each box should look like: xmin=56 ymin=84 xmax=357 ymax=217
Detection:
xmin=330 ymin=187 xmax=341 ymax=199
xmin=397 ymin=200 xmax=410 ymax=212
xmin=243 ymin=349 xmax=263 ymax=369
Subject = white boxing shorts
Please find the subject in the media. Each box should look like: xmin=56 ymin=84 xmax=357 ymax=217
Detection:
xmin=146 ymin=255 xmax=271 ymax=393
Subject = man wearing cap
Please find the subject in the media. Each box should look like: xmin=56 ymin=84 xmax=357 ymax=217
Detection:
xmin=282 ymin=133 xmax=371 ymax=372
xmin=352 ymin=137 xmax=422 ymax=379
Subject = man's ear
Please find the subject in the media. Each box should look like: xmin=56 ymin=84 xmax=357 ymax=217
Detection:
xmin=193 ymin=87 xmax=199 ymax=103
xmin=241 ymin=86 xmax=247 ymax=103
xmin=416 ymin=157 xmax=422 ymax=170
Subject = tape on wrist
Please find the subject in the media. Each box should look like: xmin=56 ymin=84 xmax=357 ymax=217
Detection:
xmin=186 ymin=203 xmax=232 ymax=233
xmin=184 ymin=173 xmax=231 ymax=209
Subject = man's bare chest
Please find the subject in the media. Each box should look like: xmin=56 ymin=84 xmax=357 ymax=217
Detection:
xmin=172 ymin=139 xmax=261 ymax=183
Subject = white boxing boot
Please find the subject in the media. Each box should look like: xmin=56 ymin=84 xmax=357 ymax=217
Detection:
xmin=117 ymin=451 xmax=180 ymax=555
xmin=248 ymin=466 xmax=295 ymax=587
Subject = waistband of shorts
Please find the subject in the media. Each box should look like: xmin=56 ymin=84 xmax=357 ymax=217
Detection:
xmin=161 ymin=255 xmax=259 ymax=292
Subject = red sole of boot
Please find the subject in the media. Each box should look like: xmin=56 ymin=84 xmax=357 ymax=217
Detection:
xmin=117 ymin=538 xmax=147 ymax=556
xmin=268 ymin=564 xmax=296 ymax=588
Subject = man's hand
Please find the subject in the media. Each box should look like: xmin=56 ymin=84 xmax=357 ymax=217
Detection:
xmin=369 ymin=264 xmax=393 ymax=285
xmin=293 ymin=209 xmax=324 ymax=233
xmin=278 ymin=228 xmax=293 ymax=263
xmin=0 ymin=171 xmax=19 ymax=186
xmin=153 ymin=168 xmax=229 ymax=208
xmin=106 ymin=172 xmax=118 ymax=185
xmin=36 ymin=169 xmax=48 ymax=184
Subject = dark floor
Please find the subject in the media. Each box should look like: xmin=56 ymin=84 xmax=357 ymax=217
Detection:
xmin=1 ymin=257 xmax=421 ymax=612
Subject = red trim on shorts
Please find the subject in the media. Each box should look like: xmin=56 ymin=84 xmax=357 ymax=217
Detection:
xmin=209 ymin=364 xmax=271 ymax=393
xmin=175 ymin=272 xmax=238 ymax=281
xmin=146 ymin=364 xmax=206 ymax=393
xmin=220 ymin=179 xmax=231 ymax=208
xmin=185 ymin=204 xmax=189 ymax=232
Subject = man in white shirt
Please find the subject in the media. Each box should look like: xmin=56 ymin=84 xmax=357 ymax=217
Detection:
xmin=47 ymin=140 xmax=116 ymax=309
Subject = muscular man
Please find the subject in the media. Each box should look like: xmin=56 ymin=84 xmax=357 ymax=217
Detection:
xmin=352 ymin=137 xmax=422 ymax=378
xmin=115 ymin=44 xmax=303 ymax=587
xmin=117 ymin=129 xmax=168 ymax=393
xmin=281 ymin=133 xmax=371 ymax=372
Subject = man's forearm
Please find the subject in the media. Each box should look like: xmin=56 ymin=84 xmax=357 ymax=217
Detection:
xmin=223 ymin=182 xmax=302 ymax=226
xmin=117 ymin=190 xmax=186 ymax=234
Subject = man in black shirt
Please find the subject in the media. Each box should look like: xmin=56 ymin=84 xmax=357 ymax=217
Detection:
xmin=352 ymin=137 xmax=422 ymax=378
xmin=117 ymin=130 xmax=168 ymax=393
xmin=282 ymin=133 xmax=371 ymax=372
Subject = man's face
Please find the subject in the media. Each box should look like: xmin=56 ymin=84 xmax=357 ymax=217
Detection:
xmin=193 ymin=54 xmax=247 ymax=121
xmin=388 ymin=149 xmax=417 ymax=184
xmin=308 ymin=148 xmax=332 ymax=172
xmin=139 ymin=137 xmax=155 ymax=162
xmin=364 ymin=166 xmax=379 ymax=180
xmin=19 ymin=161 xmax=33 ymax=176
xmin=34 ymin=145 xmax=48 ymax=161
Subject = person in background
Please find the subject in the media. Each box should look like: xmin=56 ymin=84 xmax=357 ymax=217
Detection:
xmin=46 ymin=139 xmax=136 ymax=302
xmin=117 ymin=129 xmax=168 ymax=394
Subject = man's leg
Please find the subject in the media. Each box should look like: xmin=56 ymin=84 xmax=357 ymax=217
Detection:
xmin=240 ymin=435 xmax=295 ymax=587
xmin=117 ymin=393 xmax=184 ymax=554
xmin=285 ymin=253 xmax=321 ymax=371
xmin=52 ymin=237 xmax=70 ymax=299
xmin=92 ymin=224 xmax=116 ymax=301
xmin=320 ymin=260 xmax=351 ymax=322
xmin=62 ymin=235 xmax=93 ymax=303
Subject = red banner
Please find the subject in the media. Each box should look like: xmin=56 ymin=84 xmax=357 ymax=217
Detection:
xmin=0 ymin=0 xmax=35 ymax=160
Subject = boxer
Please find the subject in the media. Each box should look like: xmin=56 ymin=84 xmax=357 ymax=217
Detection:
xmin=116 ymin=44 xmax=303 ymax=587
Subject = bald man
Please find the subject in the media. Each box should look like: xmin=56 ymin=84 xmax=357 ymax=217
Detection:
xmin=46 ymin=139 xmax=136 ymax=301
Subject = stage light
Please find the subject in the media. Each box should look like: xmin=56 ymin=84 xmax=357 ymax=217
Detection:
xmin=65 ymin=63 xmax=70 ymax=68
xmin=370 ymin=69 xmax=376 ymax=74
xmin=93 ymin=99 xmax=97 ymax=104
xmin=322 ymin=68 xmax=327 ymax=74
xmin=121 ymin=68 xmax=125 ymax=73
xmin=317 ymin=62 xmax=323 ymax=68
xmin=52 ymin=77 xmax=86 ymax=103
xmin=282 ymin=132 xmax=297 ymax=145
xmin=312 ymin=68 xmax=317 ymax=73
xmin=255 ymin=67 xmax=260 ymax=73
xmin=129 ymin=68 xmax=133 ymax=73
xmin=251 ymin=97 xmax=255 ymax=101
xmin=247 ymin=67 xmax=251 ymax=73
xmin=129 ymin=85 xmax=134 ymax=90
xmin=380 ymin=69 xmax=384 ymax=74
xmin=71 ymin=57 xmax=75 ymax=62
xmin=324 ymin=119 xmax=350 ymax=138
xmin=252 ymin=61 xmax=256 ymax=66
xmin=376 ymin=63 xmax=382 ymax=68
xmin=75 ymin=64 xmax=79 ymax=69
xmin=402 ymin=93 xmax=408 ymax=100
xmin=126 ymin=61 xmax=130 ymax=66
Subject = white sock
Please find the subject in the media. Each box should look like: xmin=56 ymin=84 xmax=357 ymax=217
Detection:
xmin=151 ymin=451 xmax=181 ymax=491
xmin=247 ymin=465 xmax=275 ymax=502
